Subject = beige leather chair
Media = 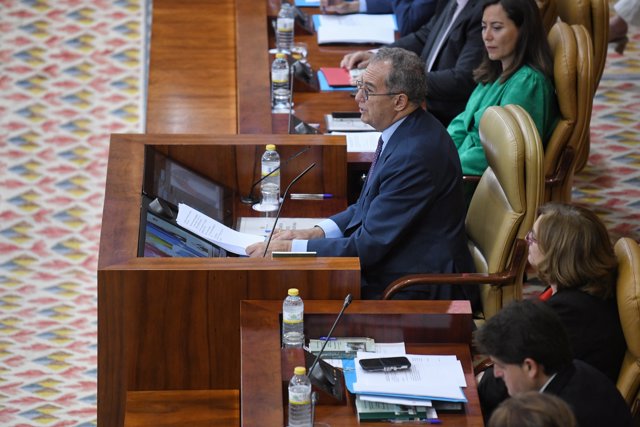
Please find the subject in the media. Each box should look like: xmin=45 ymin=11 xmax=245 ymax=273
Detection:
xmin=556 ymin=0 xmax=608 ymax=172
xmin=556 ymin=0 xmax=608 ymax=88
xmin=544 ymin=22 xmax=593 ymax=203
xmin=615 ymin=237 xmax=640 ymax=418
xmin=536 ymin=0 xmax=558 ymax=34
xmin=382 ymin=106 xmax=544 ymax=320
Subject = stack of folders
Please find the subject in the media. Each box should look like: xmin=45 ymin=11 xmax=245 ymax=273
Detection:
xmin=344 ymin=352 xmax=468 ymax=423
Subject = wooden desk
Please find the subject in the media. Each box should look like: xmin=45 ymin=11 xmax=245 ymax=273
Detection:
xmin=124 ymin=390 xmax=239 ymax=426
xmin=98 ymin=134 xmax=361 ymax=426
xmin=241 ymin=300 xmax=484 ymax=426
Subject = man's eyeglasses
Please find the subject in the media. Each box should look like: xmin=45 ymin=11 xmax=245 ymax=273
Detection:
xmin=355 ymin=80 xmax=401 ymax=101
xmin=525 ymin=230 xmax=537 ymax=245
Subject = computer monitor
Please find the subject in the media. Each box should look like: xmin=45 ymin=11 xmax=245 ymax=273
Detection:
xmin=142 ymin=146 xmax=234 ymax=225
xmin=141 ymin=208 xmax=226 ymax=258
xmin=138 ymin=147 xmax=234 ymax=257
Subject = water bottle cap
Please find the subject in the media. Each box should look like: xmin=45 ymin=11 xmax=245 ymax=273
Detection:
xmin=288 ymin=288 xmax=299 ymax=296
xmin=294 ymin=366 xmax=306 ymax=375
xmin=266 ymin=144 xmax=277 ymax=151
xmin=274 ymin=53 xmax=287 ymax=59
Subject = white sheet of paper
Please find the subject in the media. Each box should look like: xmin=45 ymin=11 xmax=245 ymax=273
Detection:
xmin=316 ymin=14 xmax=395 ymax=44
xmin=331 ymin=131 xmax=381 ymax=152
xmin=176 ymin=204 xmax=263 ymax=256
xmin=353 ymin=354 xmax=466 ymax=400
xmin=358 ymin=393 xmax=433 ymax=407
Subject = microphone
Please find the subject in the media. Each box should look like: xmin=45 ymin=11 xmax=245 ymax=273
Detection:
xmin=308 ymin=294 xmax=353 ymax=377
xmin=240 ymin=146 xmax=311 ymax=204
xmin=288 ymin=60 xmax=321 ymax=135
xmin=262 ymin=162 xmax=316 ymax=257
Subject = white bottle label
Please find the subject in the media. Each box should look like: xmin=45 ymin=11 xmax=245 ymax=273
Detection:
xmin=272 ymin=69 xmax=288 ymax=83
xmin=289 ymin=390 xmax=310 ymax=404
xmin=283 ymin=308 xmax=303 ymax=324
xmin=262 ymin=165 xmax=280 ymax=177
xmin=277 ymin=17 xmax=294 ymax=32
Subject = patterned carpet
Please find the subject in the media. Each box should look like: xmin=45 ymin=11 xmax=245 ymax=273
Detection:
xmin=0 ymin=0 xmax=146 ymax=425
xmin=0 ymin=1 xmax=638 ymax=425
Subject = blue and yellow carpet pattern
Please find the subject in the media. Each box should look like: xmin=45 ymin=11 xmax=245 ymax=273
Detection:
xmin=0 ymin=0 xmax=146 ymax=424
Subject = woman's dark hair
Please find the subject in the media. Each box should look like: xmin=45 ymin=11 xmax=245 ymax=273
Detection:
xmin=473 ymin=0 xmax=554 ymax=84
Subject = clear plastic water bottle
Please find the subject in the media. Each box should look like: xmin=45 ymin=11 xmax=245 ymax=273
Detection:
xmin=283 ymin=288 xmax=304 ymax=348
xmin=288 ymin=366 xmax=312 ymax=427
xmin=276 ymin=2 xmax=295 ymax=52
xmin=271 ymin=53 xmax=290 ymax=112
xmin=261 ymin=144 xmax=280 ymax=210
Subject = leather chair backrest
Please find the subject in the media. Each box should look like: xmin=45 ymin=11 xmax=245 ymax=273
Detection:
xmin=615 ymin=237 xmax=640 ymax=414
xmin=536 ymin=0 xmax=558 ymax=34
xmin=543 ymin=22 xmax=594 ymax=203
xmin=556 ymin=0 xmax=608 ymax=88
xmin=544 ymin=22 xmax=577 ymax=202
xmin=466 ymin=106 xmax=544 ymax=316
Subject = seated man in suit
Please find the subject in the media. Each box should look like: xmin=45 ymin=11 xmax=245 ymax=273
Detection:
xmin=475 ymin=300 xmax=633 ymax=427
xmin=321 ymin=0 xmax=439 ymax=36
xmin=248 ymin=47 xmax=478 ymax=308
xmin=339 ymin=0 xmax=485 ymax=125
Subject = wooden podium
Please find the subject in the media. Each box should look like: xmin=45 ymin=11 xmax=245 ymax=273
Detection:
xmin=98 ymin=134 xmax=361 ymax=426
xmin=240 ymin=300 xmax=484 ymax=426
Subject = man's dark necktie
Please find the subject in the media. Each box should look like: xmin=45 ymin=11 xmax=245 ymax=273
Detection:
xmin=425 ymin=1 xmax=459 ymax=71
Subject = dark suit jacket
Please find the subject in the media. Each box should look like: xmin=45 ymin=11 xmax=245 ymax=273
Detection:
xmin=367 ymin=0 xmax=438 ymax=36
xmin=478 ymin=288 xmax=627 ymax=419
xmin=307 ymin=108 xmax=478 ymax=307
xmin=391 ymin=0 xmax=484 ymax=125
xmin=545 ymin=360 xmax=633 ymax=427
xmin=547 ymin=288 xmax=626 ymax=383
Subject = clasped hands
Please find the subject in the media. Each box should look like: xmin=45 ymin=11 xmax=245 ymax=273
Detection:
xmin=320 ymin=0 xmax=360 ymax=14
xmin=245 ymin=226 xmax=325 ymax=257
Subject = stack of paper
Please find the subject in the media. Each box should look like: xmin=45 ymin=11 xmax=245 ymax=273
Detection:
xmin=314 ymin=14 xmax=397 ymax=45
xmin=344 ymin=352 xmax=468 ymax=422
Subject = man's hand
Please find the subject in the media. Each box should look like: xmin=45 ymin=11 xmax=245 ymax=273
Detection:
xmin=340 ymin=50 xmax=373 ymax=70
xmin=321 ymin=0 xmax=360 ymax=14
xmin=272 ymin=227 xmax=325 ymax=241
xmin=246 ymin=240 xmax=293 ymax=257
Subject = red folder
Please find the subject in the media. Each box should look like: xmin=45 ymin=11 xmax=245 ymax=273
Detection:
xmin=320 ymin=67 xmax=355 ymax=87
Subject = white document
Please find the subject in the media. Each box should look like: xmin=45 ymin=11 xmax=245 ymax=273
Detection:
xmin=236 ymin=217 xmax=324 ymax=238
xmin=353 ymin=353 xmax=467 ymax=401
xmin=325 ymin=115 xmax=377 ymax=133
xmin=359 ymin=393 xmax=433 ymax=407
xmin=176 ymin=204 xmax=263 ymax=256
xmin=372 ymin=342 xmax=406 ymax=354
xmin=331 ymin=131 xmax=381 ymax=152
xmin=316 ymin=14 xmax=395 ymax=44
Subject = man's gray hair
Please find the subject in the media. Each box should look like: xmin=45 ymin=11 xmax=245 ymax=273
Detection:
xmin=369 ymin=47 xmax=427 ymax=105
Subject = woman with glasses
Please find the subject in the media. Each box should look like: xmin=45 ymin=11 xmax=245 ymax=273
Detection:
xmin=478 ymin=202 xmax=626 ymax=420
xmin=447 ymin=0 xmax=558 ymax=176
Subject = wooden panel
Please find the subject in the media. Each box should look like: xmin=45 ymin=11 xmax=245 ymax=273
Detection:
xmin=124 ymin=390 xmax=239 ymax=426
xmin=98 ymin=134 xmax=358 ymax=426
xmin=147 ymin=0 xmax=237 ymax=134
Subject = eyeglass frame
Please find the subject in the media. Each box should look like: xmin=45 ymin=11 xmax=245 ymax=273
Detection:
xmin=525 ymin=230 xmax=537 ymax=245
xmin=355 ymin=79 xmax=402 ymax=101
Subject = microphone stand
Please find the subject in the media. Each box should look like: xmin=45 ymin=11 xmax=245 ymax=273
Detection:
xmin=308 ymin=294 xmax=353 ymax=377
xmin=262 ymin=162 xmax=316 ymax=257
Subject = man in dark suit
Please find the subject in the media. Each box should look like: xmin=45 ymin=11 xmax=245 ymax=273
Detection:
xmin=247 ymin=47 xmax=477 ymax=306
xmin=340 ymin=0 xmax=484 ymax=125
xmin=475 ymin=300 xmax=633 ymax=427
xmin=321 ymin=0 xmax=438 ymax=36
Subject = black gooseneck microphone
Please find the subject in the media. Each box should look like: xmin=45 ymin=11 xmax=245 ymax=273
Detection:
xmin=308 ymin=294 xmax=353 ymax=377
xmin=262 ymin=162 xmax=316 ymax=257
xmin=241 ymin=146 xmax=311 ymax=205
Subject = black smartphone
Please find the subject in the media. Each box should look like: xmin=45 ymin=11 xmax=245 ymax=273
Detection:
xmin=359 ymin=356 xmax=411 ymax=372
